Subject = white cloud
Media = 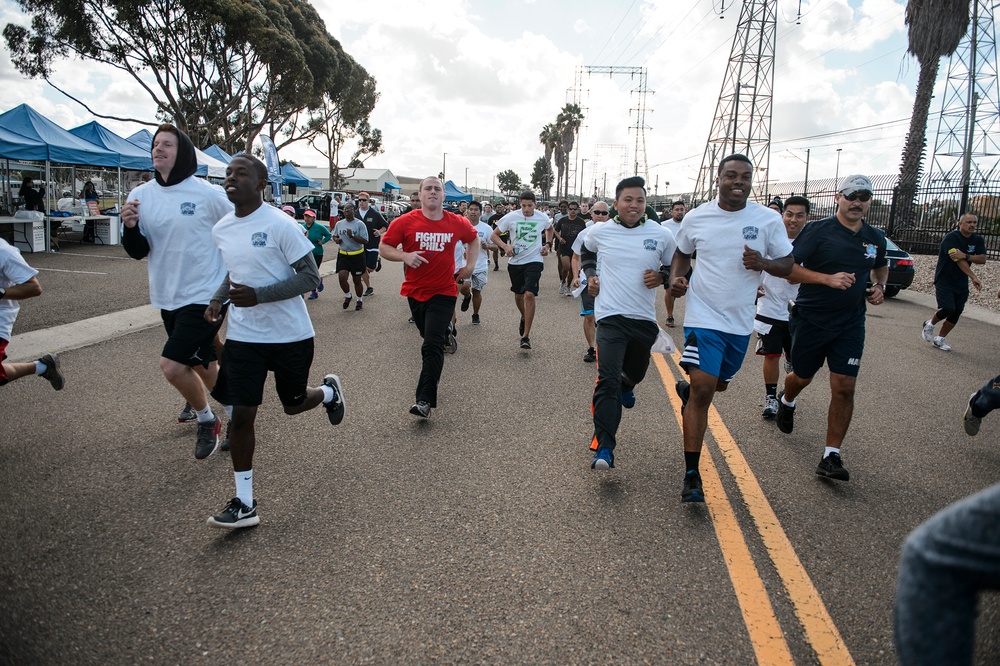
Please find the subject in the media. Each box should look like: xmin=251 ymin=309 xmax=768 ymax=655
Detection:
xmin=573 ymin=19 xmax=590 ymax=35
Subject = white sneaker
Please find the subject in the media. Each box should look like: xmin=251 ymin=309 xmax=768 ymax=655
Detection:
xmin=921 ymin=320 xmax=935 ymax=342
xmin=762 ymin=395 xmax=779 ymax=419
xmin=933 ymin=336 xmax=952 ymax=351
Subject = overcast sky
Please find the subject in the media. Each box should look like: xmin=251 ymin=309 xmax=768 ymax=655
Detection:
xmin=0 ymin=0 xmax=951 ymax=198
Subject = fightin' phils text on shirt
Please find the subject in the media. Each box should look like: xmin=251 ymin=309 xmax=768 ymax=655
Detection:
xmin=415 ymin=232 xmax=453 ymax=252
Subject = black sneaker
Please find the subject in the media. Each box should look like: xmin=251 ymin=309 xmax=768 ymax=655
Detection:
xmin=681 ymin=470 xmax=705 ymax=503
xmin=584 ymin=347 xmax=596 ymax=363
xmin=207 ymin=497 xmax=259 ymax=529
xmin=194 ymin=416 xmax=222 ymax=460
xmin=220 ymin=420 xmax=232 ymax=452
xmin=363 ymin=286 xmax=374 ymax=296
xmin=323 ymin=374 xmax=346 ymax=425
xmin=471 ymin=314 xmax=480 ymax=325
xmin=410 ymin=401 xmax=431 ymax=418
xmin=461 ymin=294 xmax=472 ymax=312
xmin=520 ymin=336 xmax=531 ymax=350
xmin=342 ymin=295 xmax=352 ymax=309
xmin=816 ymin=452 xmax=850 ymax=481
xmin=675 ymin=380 xmax=690 ymax=415
xmin=775 ymin=392 xmax=795 ymax=434
xmin=38 ymin=353 xmax=64 ymax=390
xmin=519 ymin=318 xmax=525 ymax=336
xmin=178 ymin=401 xmax=197 ymax=423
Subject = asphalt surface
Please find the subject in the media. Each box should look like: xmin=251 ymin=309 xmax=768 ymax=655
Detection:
xmin=2 ymin=239 xmax=999 ymax=664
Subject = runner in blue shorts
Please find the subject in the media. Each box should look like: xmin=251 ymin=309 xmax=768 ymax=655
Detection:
xmin=669 ymin=154 xmax=794 ymax=503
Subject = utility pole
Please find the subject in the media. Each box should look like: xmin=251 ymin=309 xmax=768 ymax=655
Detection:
xmin=442 ymin=153 xmax=447 ymax=182
xmin=694 ymin=0 xmax=777 ymax=203
xmin=834 ymin=148 xmax=843 ymax=189
xmin=803 ymin=148 xmax=810 ymax=197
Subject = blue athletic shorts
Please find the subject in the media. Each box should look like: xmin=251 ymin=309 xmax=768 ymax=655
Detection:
xmin=679 ymin=327 xmax=751 ymax=383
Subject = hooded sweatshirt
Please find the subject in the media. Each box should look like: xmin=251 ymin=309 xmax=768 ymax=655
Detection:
xmin=123 ymin=126 xmax=233 ymax=310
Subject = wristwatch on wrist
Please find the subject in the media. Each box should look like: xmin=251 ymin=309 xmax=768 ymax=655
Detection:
xmin=875 ymin=283 xmax=886 ymax=291
xmin=0 ymin=287 xmax=6 ymax=299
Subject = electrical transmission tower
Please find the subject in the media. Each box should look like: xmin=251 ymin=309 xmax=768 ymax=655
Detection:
xmin=694 ymin=0 xmax=777 ymax=203
xmin=569 ymin=65 xmax=653 ymax=196
xmin=929 ymin=0 xmax=1000 ymax=212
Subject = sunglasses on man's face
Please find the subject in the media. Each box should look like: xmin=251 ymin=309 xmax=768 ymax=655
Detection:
xmin=358 ymin=198 xmax=369 ymax=202
xmin=844 ymin=191 xmax=872 ymax=202
xmin=591 ymin=210 xmax=609 ymax=216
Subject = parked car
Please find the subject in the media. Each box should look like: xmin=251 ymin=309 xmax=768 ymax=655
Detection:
xmin=289 ymin=193 xmax=332 ymax=220
xmin=867 ymin=237 xmax=914 ymax=298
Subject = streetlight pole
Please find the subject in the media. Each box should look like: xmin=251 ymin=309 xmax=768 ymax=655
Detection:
xmin=579 ymin=159 xmax=588 ymax=199
xmin=465 ymin=167 xmax=468 ymax=191
xmin=442 ymin=153 xmax=447 ymax=181
xmin=834 ymin=148 xmax=842 ymax=190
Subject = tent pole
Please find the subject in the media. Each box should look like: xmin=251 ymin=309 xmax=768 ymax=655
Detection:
xmin=45 ymin=160 xmax=51 ymax=251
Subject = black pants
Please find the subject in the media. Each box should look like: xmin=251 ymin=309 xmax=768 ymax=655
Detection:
xmin=408 ymin=294 xmax=457 ymax=407
xmin=592 ymin=315 xmax=659 ymax=452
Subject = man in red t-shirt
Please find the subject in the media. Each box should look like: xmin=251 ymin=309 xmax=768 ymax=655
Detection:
xmin=379 ymin=176 xmax=478 ymax=418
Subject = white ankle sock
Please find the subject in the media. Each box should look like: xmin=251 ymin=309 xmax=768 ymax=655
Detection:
xmin=824 ymin=447 xmax=839 ymax=458
xmin=235 ymin=469 xmax=253 ymax=506
xmin=781 ymin=395 xmax=795 ymax=407
xmin=195 ymin=404 xmax=215 ymax=423
xmin=320 ymin=384 xmax=335 ymax=404
xmin=34 ymin=360 xmax=46 ymax=375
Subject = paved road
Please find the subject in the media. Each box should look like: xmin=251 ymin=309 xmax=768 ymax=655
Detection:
xmin=2 ymin=242 xmax=998 ymax=664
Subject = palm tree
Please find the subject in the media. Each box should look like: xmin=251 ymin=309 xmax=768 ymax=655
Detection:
xmin=538 ymin=123 xmax=561 ymax=198
xmin=893 ymin=0 xmax=970 ymax=235
xmin=556 ymin=103 xmax=584 ymax=198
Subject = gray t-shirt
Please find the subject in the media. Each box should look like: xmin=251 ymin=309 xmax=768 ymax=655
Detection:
xmin=332 ymin=219 xmax=369 ymax=252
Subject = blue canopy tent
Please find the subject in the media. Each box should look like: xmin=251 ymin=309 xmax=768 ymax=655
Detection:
xmin=204 ymin=144 xmax=233 ymax=164
xmin=382 ymin=181 xmax=401 ymax=195
xmin=0 ymin=104 xmax=121 ymax=242
xmin=280 ymin=162 xmax=321 ymax=188
xmin=444 ymin=180 xmax=473 ymax=202
xmin=69 ymin=121 xmax=153 ymax=171
xmin=0 ymin=125 xmax=49 ymax=162
xmin=0 ymin=104 xmax=119 ymax=167
xmin=126 ymin=129 xmax=226 ymax=178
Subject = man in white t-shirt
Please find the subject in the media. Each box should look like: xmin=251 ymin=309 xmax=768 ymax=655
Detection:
xmin=203 ymin=155 xmax=346 ymax=529
xmin=459 ymin=201 xmax=495 ymax=326
xmin=571 ymin=202 xmax=611 ymax=364
xmin=581 ymin=177 xmax=676 ymax=471
xmin=755 ymin=195 xmax=810 ymax=419
xmin=660 ymin=200 xmax=686 ymax=328
xmin=121 ymin=124 xmax=234 ymax=460
xmin=490 ymin=190 xmax=553 ymax=350
xmin=0 ymin=239 xmax=64 ymax=391
xmin=669 ymin=154 xmax=794 ymax=503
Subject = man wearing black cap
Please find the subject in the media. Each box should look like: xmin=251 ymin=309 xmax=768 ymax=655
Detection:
xmin=121 ymin=123 xmax=234 ymax=460
xmin=774 ymin=174 xmax=888 ymax=482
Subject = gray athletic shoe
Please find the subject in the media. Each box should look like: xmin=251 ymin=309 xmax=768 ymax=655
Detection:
xmin=178 ymin=402 xmax=197 ymax=423
xmin=964 ymin=393 xmax=982 ymax=436
xmin=38 ymin=353 xmax=64 ymax=391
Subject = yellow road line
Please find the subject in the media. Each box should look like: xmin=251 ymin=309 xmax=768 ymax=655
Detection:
xmin=652 ymin=354 xmax=794 ymax=665
xmin=654 ymin=351 xmax=855 ymax=665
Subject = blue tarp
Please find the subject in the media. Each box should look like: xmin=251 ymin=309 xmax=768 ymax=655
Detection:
xmin=69 ymin=121 xmax=153 ymax=171
xmin=383 ymin=181 xmax=401 ymax=191
xmin=126 ymin=129 xmax=154 ymax=151
xmin=280 ymin=162 xmax=321 ymax=188
xmin=0 ymin=104 xmax=119 ymax=167
xmin=0 ymin=125 xmax=50 ymax=161
xmin=126 ymin=128 xmax=226 ymax=178
xmin=444 ymin=180 xmax=473 ymax=202
xmin=204 ymin=144 xmax=233 ymax=164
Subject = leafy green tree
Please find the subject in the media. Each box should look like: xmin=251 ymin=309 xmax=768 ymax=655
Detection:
xmin=497 ymin=169 xmax=522 ymax=199
xmin=892 ymin=0 xmax=970 ymax=235
xmin=2 ymin=0 xmax=365 ymax=154
xmin=530 ymin=157 xmax=554 ymax=199
xmin=307 ymin=65 xmax=382 ymax=188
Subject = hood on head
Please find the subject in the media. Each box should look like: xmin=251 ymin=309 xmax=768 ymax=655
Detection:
xmin=153 ymin=126 xmax=198 ymax=187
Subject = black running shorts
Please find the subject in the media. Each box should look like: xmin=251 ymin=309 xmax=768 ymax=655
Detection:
xmin=508 ymin=262 xmax=544 ymax=295
xmin=336 ymin=251 xmax=366 ymax=276
xmin=211 ymin=338 xmax=315 ymax=407
xmin=160 ymin=303 xmax=227 ymax=368
xmin=789 ymin=313 xmax=865 ymax=379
